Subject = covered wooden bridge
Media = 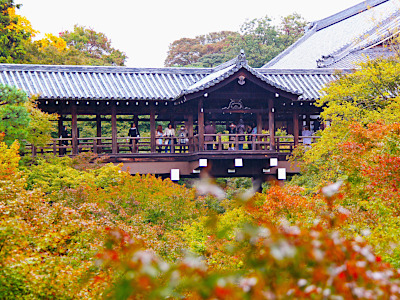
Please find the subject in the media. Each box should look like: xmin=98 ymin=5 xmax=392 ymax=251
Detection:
xmin=0 ymin=53 xmax=337 ymax=179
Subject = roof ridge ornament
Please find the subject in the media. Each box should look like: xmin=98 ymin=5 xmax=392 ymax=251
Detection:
xmin=236 ymin=49 xmax=247 ymax=67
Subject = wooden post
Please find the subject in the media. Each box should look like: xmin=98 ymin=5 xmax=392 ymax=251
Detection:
xmin=268 ymin=98 xmax=275 ymax=151
xmin=306 ymin=113 xmax=311 ymax=130
xmin=187 ymin=114 xmax=194 ymax=152
xmin=111 ymin=104 xmax=117 ymax=154
xmin=256 ymin=113 xmax=262 ymax=151
xmin=293 ymin=108 xmax=299 ymax=147
xmin=58 ymin=116 xmax=63 ymax=138
xmin=93 ymin=139 xmax=97 ymax=154
xmin=150 ymin=107 xmax=156 ymax=153
xmin=58 ymin=116 xmax=63 ymax=155
xmin=198 ymin=99 xmax=204 ymax=151
xmin=96 ymin=114 xmax=102 ymax=148
xmin=53 ymin=140 xmax=57 ymax=156
xmin=71 ymin=104 xmax=78 ymax=155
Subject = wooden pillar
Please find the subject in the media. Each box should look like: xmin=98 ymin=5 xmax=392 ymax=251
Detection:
xmin=268 ymin=98 xmax=275 ymax=151
xmin=293 ymin=108 xmax=299 ymax=146
xmin=111 ymin=104 xmax=117 ymax=154
xmin=58 ymin=115 xmax=63 ymax=137
xmin=150 ymin=107 xmax=156 ymax=153
xmin=198 ymin=99 xmax=204 ymax=151
xmin=187 ymin=114 xmax=194 ymax=152
xmin=306 ymin=113 xmax=311 ymax=130
xmin=133 ymin=115 xmax=139 ymax=127
xmin=71 ymin=105 xmax=78 ymax=155
xmin=96 ymin=114 xmax=102 ymax=149
xmin=96 ymin=114 xmax=102 ymax=137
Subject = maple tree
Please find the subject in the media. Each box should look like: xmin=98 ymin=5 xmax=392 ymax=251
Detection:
xmin=0 ymin=0 xmax=31 ymax=63
xmin=165 ymin=14 xmax=307 ymax=68
xmin=0 ymin=84 xmax=57 ymax=147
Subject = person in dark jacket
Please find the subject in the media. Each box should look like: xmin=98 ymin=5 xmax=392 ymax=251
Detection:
xmin=128 ymin=123 xmax=140 ymax=152
xmin=237 ymin=119 xmax=245 ymax=150
xmin=204 ymin=120 xmax=215 ymax=150
xmin=60 ymin=126 xmax=70 ymax=155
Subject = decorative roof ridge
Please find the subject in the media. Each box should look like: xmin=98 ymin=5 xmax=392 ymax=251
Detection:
xmin=174 ymin=61 xmax=302 ymax=102
xmin=0 ymin=63 xmax=213 ymax=74
xmin=315 ymin=0 xmax=389 ymax=31
xmin=212 ymin=49 xmax=248 ymax=72
xmin=261 ymin=25 xmax=317 ymax=68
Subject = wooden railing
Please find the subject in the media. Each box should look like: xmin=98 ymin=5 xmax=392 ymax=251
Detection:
xmin=23 ymin=134 xmax=320 ymax=157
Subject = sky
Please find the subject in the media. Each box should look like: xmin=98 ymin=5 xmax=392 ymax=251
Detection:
xmin=18 ymin=0 xmax=363 ymax=68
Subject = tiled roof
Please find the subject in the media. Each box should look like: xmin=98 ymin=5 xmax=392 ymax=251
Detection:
xmin=0 ymin=62 xmax=342 ymax=102
xmin=263 ymin=0 xmax=400 ymax=69
xmin=258 ymin=69 xmax=341 ymax=101
xmin=0 ymin=64 xmax=211 ymax=100
xmin=176 ymin=53 xmax=302 ymax=100
xmin=323 ymin=48 xmax=397 ymax=68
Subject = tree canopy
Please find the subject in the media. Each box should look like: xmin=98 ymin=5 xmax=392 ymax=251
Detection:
xmin=0 ymin=0 xmax=31 ymax=63
xmin=0 ymin=3 xmax=127 ymax=66
xmin=0 ymin=84 xmax=57 ymax=146
xmin=165 ymin=14 xmax=307 ymax=68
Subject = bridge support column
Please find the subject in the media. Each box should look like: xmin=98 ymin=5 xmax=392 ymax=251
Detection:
xmin=71 ymin=104 xmax=78 ymax=155
xmin=198 ymin=99 xmax=204 ymax=151
xmin=111 ymin=104 xmax=117 ymax=154
xmin=268 ymin=98 xmax=275 ymax=151
xmin=252 ymin=176 xmax=263 ymax=193
xmin=293 ymin=108 xmax=299 ymax=146
xmin=150 ymin=107 xmax=156 ymax=153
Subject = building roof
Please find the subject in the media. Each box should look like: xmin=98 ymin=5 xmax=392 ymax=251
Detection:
xmin=0 ymin=57 xmax=340 ymax=102
xmin=263 ymin=0 xmax=400 ymax=69
xmin=175 ymin=52 xmax=302 ymax=101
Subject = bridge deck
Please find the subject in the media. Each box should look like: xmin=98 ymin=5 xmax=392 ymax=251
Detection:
xmin=24 ymin=134 xmax=316 ymax=178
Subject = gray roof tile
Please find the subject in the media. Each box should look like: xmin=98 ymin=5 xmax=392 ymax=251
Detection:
xmin=263 ymin=0 xmax=400 ymax=69
xmin=0 ymin=63 xmax=343 ymax=102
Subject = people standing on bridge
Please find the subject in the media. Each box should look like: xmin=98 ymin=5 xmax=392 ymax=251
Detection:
xmin=246 ymin=124 xmax=253 ymax=150
xmin=128 ymin=123 xmax=140 ymax=152
xmin=178 ymin=125 xmax=189 ymax=153
xmin=156 ymin=125 xmax=163 ymax=153
xmin=60 ymin=125 xmax=69 ymax=155
xmin=228 ymin=122 xmax=236 ymax=150
xmin=163 ymin=123 xmax=175 ymax=153
xmin=204 ymin=120 xmax=215 ymax=151
xmin=237 ymin=119 xmax=246 ymax=150
xmin=302 ymin=126 xmax=313 ymax=148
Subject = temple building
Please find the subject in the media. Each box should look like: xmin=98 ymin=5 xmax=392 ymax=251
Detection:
xmin=0 ymin=0 xmax=398 ymax=179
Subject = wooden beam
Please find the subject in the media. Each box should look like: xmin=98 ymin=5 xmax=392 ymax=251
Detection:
xmin=198 ymin=99 xmax=204 ymax=151
xmin=111 ymin=105 xmax=117 ymax=154
xmin=268 ymin=98 xmax=275 ymax=151
xmin=256 ymin=113 xmax=262 ymax=151
xmin=150 ymin=107 xmax=156 ymax=153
